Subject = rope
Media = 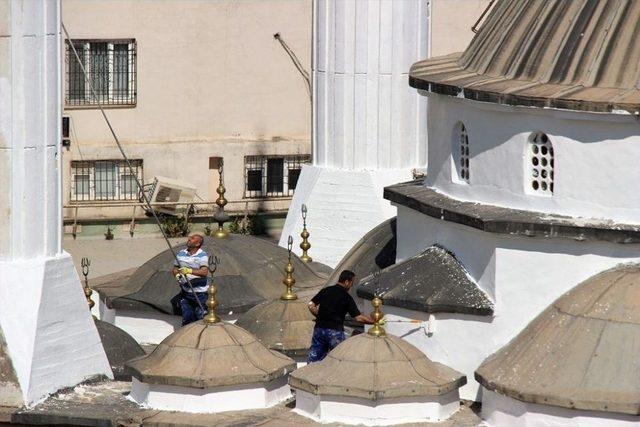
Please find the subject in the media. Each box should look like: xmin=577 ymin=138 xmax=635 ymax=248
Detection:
xmin=62 ymin=23 xmax=204 ymax=311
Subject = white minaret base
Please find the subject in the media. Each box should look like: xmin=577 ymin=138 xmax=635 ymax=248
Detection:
xmin=482 ymin=389 xmax=640 ymax=427
xmin=280 ymin=165 xmax=411 ymax=267
xmin=129 ymin=377 xmax=291 ymax=413
xmin=0 ymin=252 xmax=112 ymax=405
xmin=294 ymin=389 xmax=461 ymax=426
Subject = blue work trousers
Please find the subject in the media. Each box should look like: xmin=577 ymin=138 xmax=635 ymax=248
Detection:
xmin=307 ymin=327 xmax=346 ymax=363
xmin=179 ymin=291 xmax=208 ymax=326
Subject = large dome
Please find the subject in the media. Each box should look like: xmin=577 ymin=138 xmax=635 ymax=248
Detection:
xmin=476 ymin=264 xmax=640 ymax=415
xmin=410 ymin=0 xmax=640 ymax=113
xmin=94 ymin=235 xmax=326 ymax=316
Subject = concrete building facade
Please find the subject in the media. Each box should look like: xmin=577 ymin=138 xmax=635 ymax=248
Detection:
xmin=61 ymin=0 xmax=313 ymax=230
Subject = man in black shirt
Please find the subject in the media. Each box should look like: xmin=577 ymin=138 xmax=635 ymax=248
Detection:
xmin=307 ymin=270 xmax=374 ymax=363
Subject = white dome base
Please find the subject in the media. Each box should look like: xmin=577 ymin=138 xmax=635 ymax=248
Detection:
xmin=129 ymin=376 xmax=291 ymax=413
xmin=482 ymin=389 xmax=640 ymax=427
xmin=293 ymin=389 xmax=460 ymax=426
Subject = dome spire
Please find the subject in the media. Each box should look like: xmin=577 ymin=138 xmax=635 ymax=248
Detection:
xmin=203 ymin=255 xmax=221 ymax=324
xmin=281 ymin=236 xmax=298 ymax=301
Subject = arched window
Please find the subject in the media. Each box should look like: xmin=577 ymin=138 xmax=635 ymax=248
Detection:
xmin=453 ymin=122 xmax=470 ymax=183
xmin=528 ymin=132 xmax=554 ymax=194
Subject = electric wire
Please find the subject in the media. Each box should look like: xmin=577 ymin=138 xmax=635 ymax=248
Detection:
xmin=62 ymin=22 xmax=205 ymax=311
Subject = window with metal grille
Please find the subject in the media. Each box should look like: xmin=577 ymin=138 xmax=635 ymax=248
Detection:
xmin=65 ymin=39 xmax=137 ymax=107
xmin=527 ymin=132 xmax=554 ymax=195
xmin=70 ymin=159 xmax=143 ymax=202
xmin=244 ymin=155 xmax=310 ymax=198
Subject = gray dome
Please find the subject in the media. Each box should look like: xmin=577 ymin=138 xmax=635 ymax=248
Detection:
xmin=94 ymin=235 xmax=326 ymax=315
xmin=126 ymin=321 xmax=296 ymax=388
xmin=235 ymin=299 xmax=315 ymax=357
xmin=476 ymin=264 xmax=640 ymax=415
xmin=410 ymin=0 xmax=640 ymax=113
xmin=290 ymin=332 xmax=466 ymax=400
xmin=94 ymin=319 xmax=145 ymax=381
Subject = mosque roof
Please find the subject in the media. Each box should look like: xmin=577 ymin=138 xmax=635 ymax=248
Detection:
xmin=289 ymin=332 xmax=466 ymax=400
xmin=410 ymin=0 xmax=640 ymax=113
xmin=93 ymin=235 xmax=326 ymax=316
xmin=326 ymin=217 xmax=397 ymax=288
xmin=235 ymin=299 xmax=315 ymax=357
xmin=476 ymin=264 xmax=640 ymax=415
xmin=356 ymin=246 xmax=493 ymax=316
xmin=126 ymin=320 xmax=296 ymax=388
xmin=94 ymin=320 xmax=145 ymax=381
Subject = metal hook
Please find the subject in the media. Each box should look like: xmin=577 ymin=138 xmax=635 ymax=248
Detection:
xmin=208 ymin=255 xmax=220 ymax=275
xmin=301 ymin=204 xmax=307 ymax=221
xmin=81 ymin=257 xmax=91 ymax=278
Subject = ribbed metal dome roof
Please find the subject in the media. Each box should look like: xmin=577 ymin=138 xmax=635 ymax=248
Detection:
xmin=411 ymin=0 xmax=640 ymax=113
xmin=476 ymin=264 xmax=640 ymax=415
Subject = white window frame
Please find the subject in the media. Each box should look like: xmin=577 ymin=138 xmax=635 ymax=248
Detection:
xmin=70 ymin=159 xmax=143 ymax=202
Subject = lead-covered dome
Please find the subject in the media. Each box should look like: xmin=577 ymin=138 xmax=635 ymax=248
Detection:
xmin=476 ymin=264 xmax=640 ymax=415
xmin=94 ymin=235 xmax=326 ymax=316
xmin=411 ymin=0 xmax=640 ymax=113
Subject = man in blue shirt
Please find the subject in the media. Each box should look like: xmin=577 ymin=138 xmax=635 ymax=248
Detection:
xmin=172 ymin=234 xmax=209 ymax=325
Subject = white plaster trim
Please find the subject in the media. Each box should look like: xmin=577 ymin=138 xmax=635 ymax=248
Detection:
xmin=0 ymin=253 xmax=112 ymax=404
xmin=279 ymin=165 xmax=410 ymax=267
xmin=129 ymin=377 xmax=291 ymax=413
xmin=482 ymin=389 xmax=640 ymax=427
xmin=293 ymin=389 xmax=460 ymax=426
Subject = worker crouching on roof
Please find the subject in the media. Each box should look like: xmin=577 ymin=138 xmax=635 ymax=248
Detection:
xmin=172 ymin=234 xmax=210 ymax=326
xmin=307 ymin=270 xmax=375 ymax=363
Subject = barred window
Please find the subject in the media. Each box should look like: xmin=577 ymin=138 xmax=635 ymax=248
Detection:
xmin=71 ymin=159 xmax=143 ymax=202
xmin=244 ymin=155 xmax=310 ymax=198
xmin=452 ymin=121 xmax=470 ymax=183
xmin=65 ymin=39 xmax=137 ymax=107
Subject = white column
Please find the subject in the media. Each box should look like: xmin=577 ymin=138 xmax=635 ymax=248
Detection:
xmin=280 ymin=0 xmax=429 ymax=267
xmin=0 ymin=0 xmax=111 ymax=405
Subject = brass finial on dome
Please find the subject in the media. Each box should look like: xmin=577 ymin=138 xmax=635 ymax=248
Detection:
xmin=81 ymin=257 xmax=95 ymax=312
xmin=281 ymin=236 xmax=298 ymax=301
xmin=299 ymin=204 xmax=312 ymax=263
xmin=213 ymin=160 xmax=229 ymax=239
xmin=204 ymin=255 xmax=221 ymax=324
xmin=368 ymin=297 xmax=386 ymax=337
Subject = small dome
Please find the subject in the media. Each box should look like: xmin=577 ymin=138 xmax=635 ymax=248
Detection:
xmin=236 ymin=299 xmax=315 ymax=357
xmin=95 ymin=235 xmax=325 ymax=316
xmin=476 ymin=264 xmax=640 ymax=415
xmin=126 ymin=320 xmax=296 ymax=388
xmin=94 ymin=319 xmax=145 ymax=381
xmin=290 ymin=332 xmax=466 ymax=400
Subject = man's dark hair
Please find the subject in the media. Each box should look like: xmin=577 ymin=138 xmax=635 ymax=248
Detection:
xmin=338 ymin=270 xmax=356 ymax=283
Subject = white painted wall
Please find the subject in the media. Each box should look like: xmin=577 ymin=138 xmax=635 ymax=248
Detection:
xmin=129 ymin=377 xmax=291 ymax=413
xmin=280 ymin=0 xmax=429 ymax=265
xmin=294 ymin=389 xmax=460 ymax=426
xmin=482 ymin=389 xmax=640 ymax=427
xmin=0 ymin=0 xmax=111 ymax=405
xmin=423 ymin=93 xmax=640 ymax=224
xmin=388 ymin=206 xmax=640 ymax=401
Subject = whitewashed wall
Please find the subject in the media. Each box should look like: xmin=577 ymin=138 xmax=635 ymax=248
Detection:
xmin=280 ymin=0 xmax=429 ymax=266
xmin=0 ymin=0 xmax=111 ymax=405
xmin=423 ymin=93 xmax=640 ymax=224
xmin=482 ymin=389 xmax=640 ymax=427
xmin=387 ymin=206 xmax=640 ymax=400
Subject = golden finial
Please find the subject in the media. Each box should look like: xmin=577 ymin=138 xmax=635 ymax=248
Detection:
xmin=281 ymin=236 xmax=298 ymax=301
xmin=204 ymin=255 xmax=221 ymax=324
xmin=368 ymin=297 xmax=386 ymax=337
xmin=213 ymin=160 xmax=229 ymax=238
xmin=299 ymin=204 xmax=312 ymax=263
xmin=81 ymin=257 xmax=95 ymax=313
